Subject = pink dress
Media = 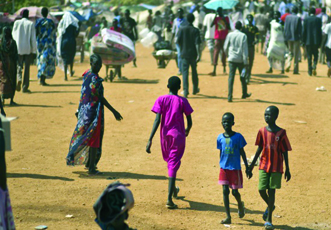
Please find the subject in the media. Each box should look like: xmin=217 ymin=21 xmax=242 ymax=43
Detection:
xmin=152 ymin=95 xmax=193 ymax=177
xmin=0 ymin=188 xmax=15 ymax=230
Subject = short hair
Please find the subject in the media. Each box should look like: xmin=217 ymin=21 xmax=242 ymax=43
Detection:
xmin=322 ymin=7 xmax=326 ymax=13
xmin=247 ymin=14 xmax=253 ymax=20
xmin=187 ymin=13 xmax=195 ymax=23
xmin=235 ymin=21 xmax=242 ymax=30
xmin=167 ymin=76 xmax=181 ymax=91
xmin=266 ymin=105 xmax=279 ymax=117
xmin=22 ymin=9 xmax=29 ymax=18
xmin=285 ymin=8 xmax=290 ymax=13
xmin=41 ymin=7 xmax=48 ymax=18
xmin=178 ymin=8 xmax=184 ymax=14
xmin=309 ymin=7 xmax=316 ymax=15
xmin=125 ymin=9 xmax=130 ymax=15
xmin=292 ymin=6 xmax=298 ymax=14
xmin=90 ymin=53 xmax=102 ymax=66
xmin=222 ymin=112 xmax=234 ymax=121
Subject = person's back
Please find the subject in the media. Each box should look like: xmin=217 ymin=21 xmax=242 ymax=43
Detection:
xmin=156 ymin=94 xmax=190 ymax=136
xmin=12 ymin=17 xmax=36 ymax=55
xmin=303 ymin=15 xmax=322 ymax=46
xmin=224 ymin=30 xmax=247 ymax=63
xmin=255 ymin=13 xmax=268 ymax=32
xmin=284 ymin=14 xmax=301 ymax=41
xmin=203 ymin=13 xmax=215 ymax=39
xmin=177 ymin=24 xmax=200 ymax=59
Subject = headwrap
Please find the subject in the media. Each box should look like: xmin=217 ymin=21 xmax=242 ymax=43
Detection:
xmin=93 ymin=182 xmax=134 ymax=230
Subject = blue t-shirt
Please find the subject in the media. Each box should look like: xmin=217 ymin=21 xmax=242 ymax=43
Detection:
xmin=217 ymin=132 xmax=247 ymax=170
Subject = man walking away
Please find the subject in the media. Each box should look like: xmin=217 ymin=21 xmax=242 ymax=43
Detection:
xmin=177 ymin=13 xmax=201 ymax=98
xmin=12 ymin=9 xmax=36 ymax=93
xmin=284 ymin=6 xmax=302 ymax=74
xmin=224 ymin=21 xmax=251 ymax=103
xmin=302 ymin=7 xmax=322 ymax=76
xmin=203 ymin=10 xmax=216 ymax=65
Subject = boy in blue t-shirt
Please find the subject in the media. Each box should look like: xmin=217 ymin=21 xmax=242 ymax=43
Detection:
xmin=217 ymin=112 xmax=252 ymax=224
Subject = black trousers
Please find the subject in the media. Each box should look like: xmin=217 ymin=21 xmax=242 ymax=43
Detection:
xmin=228 ymin=62 xmax=247 ymax=101
xmin=306 ymin=45 xmax=319 ymax=73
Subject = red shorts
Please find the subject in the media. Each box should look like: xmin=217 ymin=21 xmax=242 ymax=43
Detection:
xmin=219 ymin=168 xmax=243 ymax=189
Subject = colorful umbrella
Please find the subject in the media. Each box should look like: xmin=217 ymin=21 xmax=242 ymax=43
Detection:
xmin=204 ymin=0 xmax=239 ymax=10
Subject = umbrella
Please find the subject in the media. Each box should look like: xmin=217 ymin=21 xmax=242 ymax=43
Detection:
xmin=69 ymin=11 xmax=86 ymax=21
xmin=204 ymin=0 xmax=239 ymax=10
xmin=138 ymin=4 xmax=157 ymax=10
xmin=13 ymin=6 xmax=58 ymax=24
xmin=0 ymin=15 xmax=14 ymax=23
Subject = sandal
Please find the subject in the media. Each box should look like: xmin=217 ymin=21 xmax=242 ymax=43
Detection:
xmin=263 ymin=206 xmax=275 ymax=221
xmin=220 ymin=217 xmax=231 ymax=224
xmin=166 ymin=203 xmax=178 ymax=209
xmin=264 ymin=222 xmax=275 ymax=230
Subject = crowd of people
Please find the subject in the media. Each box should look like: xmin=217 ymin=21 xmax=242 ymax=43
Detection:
xmin=0 ymin=0 xmax=329 ymax=230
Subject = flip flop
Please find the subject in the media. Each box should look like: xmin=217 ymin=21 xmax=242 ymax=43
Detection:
xmin=238 ymin=201 xmax=245 ymax=218
xmin=173 ymin=186 xmax=180 ymax=199
xmin=166 ymin=203 xmax=178 ymax=209
xmin=263 ymin=206 xmax=276 ymax=221
xmin=264 ymin=222 xmax=275 ymax=230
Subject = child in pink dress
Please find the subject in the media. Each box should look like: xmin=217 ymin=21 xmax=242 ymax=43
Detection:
xmin=146 ymin=76 xmax=193 ymax=209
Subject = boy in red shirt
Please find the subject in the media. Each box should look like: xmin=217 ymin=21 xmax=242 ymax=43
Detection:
xmin=248 ymin=106 xmax=291 ymax=230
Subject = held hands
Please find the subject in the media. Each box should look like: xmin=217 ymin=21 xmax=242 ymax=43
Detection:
xmin=245 ymin=168 xmax=253 ymax=179
xmin=113 ymin=110 xmax=123 ymax=121
xmin=285 ymin=169 xmax=291 ymax=182
xmin=196 ymin=55 xmax=201 ymax=63
xmin=146 ymin=140 xmax=152 ymax=154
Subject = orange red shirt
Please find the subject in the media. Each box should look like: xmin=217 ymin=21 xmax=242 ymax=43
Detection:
xmin=255 ymin=127 xmax=292 ymax=173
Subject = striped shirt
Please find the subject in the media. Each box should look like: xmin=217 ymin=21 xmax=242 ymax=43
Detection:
xmin=255 ymin=127 xmax=292 ymax=173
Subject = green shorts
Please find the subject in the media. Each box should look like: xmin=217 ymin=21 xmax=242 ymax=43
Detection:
xmin=258 ymin=170 xmax=282 ymax=190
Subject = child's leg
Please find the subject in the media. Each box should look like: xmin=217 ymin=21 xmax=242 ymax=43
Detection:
xmin=167 ymin=177 xmax=177 ymax=208
xmin=267 ymin=189 xmax=275 ymax=223
xmin=232 ymin=189 xmax=245 ymax=218
xmin=221 ymin=185 xmax=231 ymax=223
xmin=259 ymin=189 xmax=269 ymax=205
xmin=88 ymin=147 xmax=97 ymax=173
xmin=64 ymin=64 xmax=68 ymax=80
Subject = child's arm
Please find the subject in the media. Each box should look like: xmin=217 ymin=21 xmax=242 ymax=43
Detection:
xmin=146 ymin=113 xmax=161 ymax=153
xmin=248 ymin=146 xmax=263 ymax=174
xmin=185 ymin=114 xmax=192 ymax=137
xmin=283 ymin=151 xmax=291 ymax=182
xmin=240 ymin=148 xmax=252 ymax=179
xmin=101 ymin=97 xmax=123 ymax=121
xmin=0 ymin=123 xmax=6 ymax=190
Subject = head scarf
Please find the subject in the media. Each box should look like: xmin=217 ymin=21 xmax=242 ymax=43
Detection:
xmin=57 ymin=12 xmax=79 ymax=37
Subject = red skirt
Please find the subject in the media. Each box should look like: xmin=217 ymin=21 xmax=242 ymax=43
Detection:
xmin=88 ymin=112 xmax=102 ymax=148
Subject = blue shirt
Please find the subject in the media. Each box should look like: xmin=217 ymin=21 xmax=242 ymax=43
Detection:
xmin=217 ymin=132 xmax=247 ymax=170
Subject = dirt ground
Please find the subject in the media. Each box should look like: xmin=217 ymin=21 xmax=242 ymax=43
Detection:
xmin=3 ymin=43 xmax=331 ymax=230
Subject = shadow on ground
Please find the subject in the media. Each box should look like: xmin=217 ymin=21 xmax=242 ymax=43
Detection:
xmin=7 ymin=173 xmax=74 ymax=181
xmin=110 ymin=79 xmax=159 ymax=84
xmin=178 ymin=198 xmax=264 ymax=214
xmin=73 ymin=171 xmax=182 ymax=181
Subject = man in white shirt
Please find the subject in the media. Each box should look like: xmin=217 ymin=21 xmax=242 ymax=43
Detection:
xmin=12 ymin=9 xmax=36 ymax=93
xmin=203 ymin=11 xmax=216 ymax=65
xmin=224 ymin=21 xmax=251 ymax=102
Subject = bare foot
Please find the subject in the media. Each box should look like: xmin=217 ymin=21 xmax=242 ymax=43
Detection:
xmin=238 ymin=201 xmax=245 ymax=218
